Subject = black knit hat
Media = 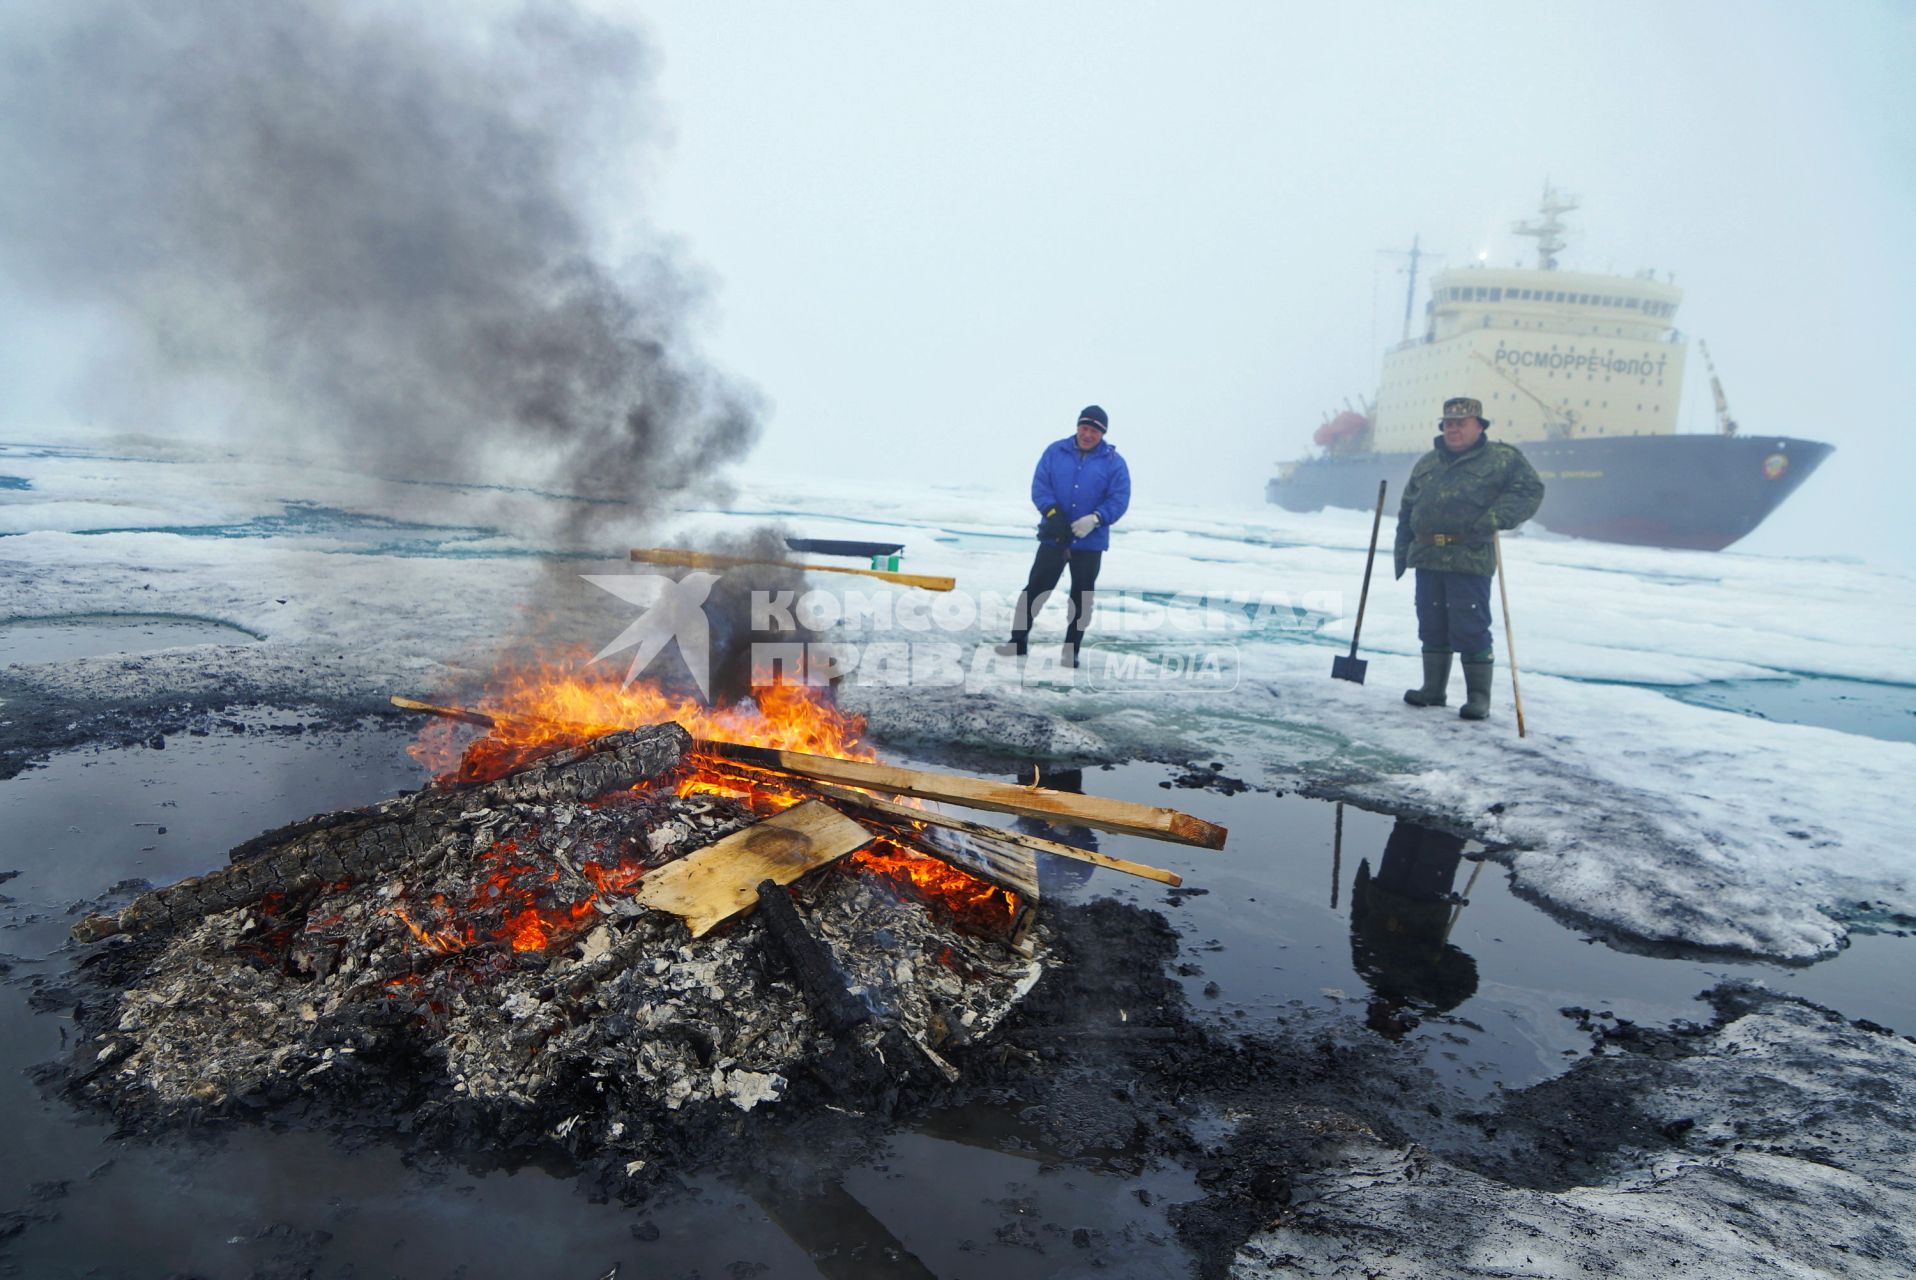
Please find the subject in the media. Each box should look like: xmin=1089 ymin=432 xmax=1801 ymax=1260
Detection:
xmin=1076 ymin=404 xmax=1109 ymax=432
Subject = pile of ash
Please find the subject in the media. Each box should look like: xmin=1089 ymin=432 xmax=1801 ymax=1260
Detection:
xmin=57 ymin=723 xmax=1043 ymax=1186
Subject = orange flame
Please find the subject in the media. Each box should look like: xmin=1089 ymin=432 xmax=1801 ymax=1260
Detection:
xmin=392 ymin=650 xmax=1016 ymax=957
xmin=410 ymin=648 xmax=872 ymax=784
xmin=853 ymin=840 xmax=1020 ymax=931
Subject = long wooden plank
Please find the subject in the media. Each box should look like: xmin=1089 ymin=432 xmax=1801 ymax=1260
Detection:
xmin=695 ymin=742 xmax=1227 ymax=850
xmin=631 ymin=546 xmax=956 ymax=592
xmin=795 ymin=775 xmax=1182 ymax=888
xmin=634 ymin=800 xmax=874 ymax=938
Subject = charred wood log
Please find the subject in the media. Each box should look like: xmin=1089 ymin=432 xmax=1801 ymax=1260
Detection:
xmin=754 ymin=878 xmax=872 ymax=1038
xmin=72 ymin=724 xmax=691 ymax=944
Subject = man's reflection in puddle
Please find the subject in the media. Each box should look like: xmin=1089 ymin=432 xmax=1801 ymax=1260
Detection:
xmin=1016 ymin=767 xmax=1101 ymax=897
xmin=1350 ymin=818 xmax=1481 ymax=1037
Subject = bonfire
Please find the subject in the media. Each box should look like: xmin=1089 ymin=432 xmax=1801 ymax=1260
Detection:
xmin=63 ymin=661 xmax=1219 ymax=1183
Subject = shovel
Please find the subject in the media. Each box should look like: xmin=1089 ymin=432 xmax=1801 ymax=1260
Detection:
xmin=1331 ymin=479 xmax=1389 ymax=684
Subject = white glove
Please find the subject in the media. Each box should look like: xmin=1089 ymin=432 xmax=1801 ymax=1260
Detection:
xmin=1069 ymin=513 xmax=1100 ymax=539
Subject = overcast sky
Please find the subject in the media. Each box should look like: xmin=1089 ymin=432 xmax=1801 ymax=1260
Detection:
xmin=3 ymin=1 xmax=1909 ymax=566
xmin=625 ymin=0 xmax=1913 ymax=564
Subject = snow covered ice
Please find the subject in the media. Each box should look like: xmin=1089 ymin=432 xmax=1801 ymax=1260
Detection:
xmin=4 ymin=435 xmax=1910 ymax=965
xmin=5 ymin=433 xmax=1916 ymax=1277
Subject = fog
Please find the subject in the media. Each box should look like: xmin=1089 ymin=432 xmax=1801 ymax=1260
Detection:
xmin=629 ymin=0 xmax=1913 ymax=565
xmin=2 ymin=1 xmax=1909 ymax=566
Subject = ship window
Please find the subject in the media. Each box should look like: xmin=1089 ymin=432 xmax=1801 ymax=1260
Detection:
xmin=1489 ymin=288 xmax=1502 ymax=301
xmin=1626 ymin=298 xmax=1640 ymax=309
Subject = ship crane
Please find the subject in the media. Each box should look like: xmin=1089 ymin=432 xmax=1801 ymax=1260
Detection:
xmin=1698 ymin=339 xmax=1739 ymax=437
xmin=1470 ymin=351 xmax=1578 ymax=440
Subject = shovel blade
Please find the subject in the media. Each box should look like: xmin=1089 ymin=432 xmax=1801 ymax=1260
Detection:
xmin=1331 ymin=654 xmax=1368 ymax=684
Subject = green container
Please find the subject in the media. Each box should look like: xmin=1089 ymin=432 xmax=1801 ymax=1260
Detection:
xmin=870 ymin=554 xmax=902 ymax=572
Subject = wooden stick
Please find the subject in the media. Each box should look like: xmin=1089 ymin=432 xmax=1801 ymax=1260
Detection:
xmin=631 ymin=546 xmax=956 ymax=592
xmin=1492 ymin=531 xmax=1528 ymax=738
xmin=389 ymin=695 xmax=498 ymax=728
xmin=694 ymin=741 xmax=1227 ymax=849
xmin=389 ymin=695 xmax=606 ymax=741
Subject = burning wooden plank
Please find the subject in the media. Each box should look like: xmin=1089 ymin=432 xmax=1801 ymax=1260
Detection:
xmin=386 ymin=695 xmax=1216 ymax=866
xmin=630 ymin=545 xmax=957 ymax=592
xmin=756 ymin=768 xmax=1183 ymax=887
xmin=631 ymin=800 xmax=874 ymax=938
xmin=695 ymin=742 xmax=1228 ymax=850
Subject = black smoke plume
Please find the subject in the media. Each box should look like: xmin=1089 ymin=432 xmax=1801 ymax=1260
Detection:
xmin=0 ymin=0 xmax=760 ymax=545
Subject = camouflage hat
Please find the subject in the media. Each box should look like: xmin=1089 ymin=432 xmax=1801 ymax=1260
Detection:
xmin=1441 ymin=397 xmax=1484 ymax=422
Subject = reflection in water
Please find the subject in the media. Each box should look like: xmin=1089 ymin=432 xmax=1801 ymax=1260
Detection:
xmin=1350 ymin=818 xmax=1482 ymax=1037
xmin=1015 ymin=767 xmax=1102 ymax=898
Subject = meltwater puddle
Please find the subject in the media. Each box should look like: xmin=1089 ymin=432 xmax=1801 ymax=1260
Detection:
xmin=915 ymin=757 xmax=1915 ymax=1101
xmin=1666 ymin=674 xmax=1916 ymax=745
xmin=0 ymin=613 xmax=261 ymax=666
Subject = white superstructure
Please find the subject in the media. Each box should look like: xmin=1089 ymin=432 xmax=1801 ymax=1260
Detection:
xmin=1368 ymin=193 xmax=1689 ymax=454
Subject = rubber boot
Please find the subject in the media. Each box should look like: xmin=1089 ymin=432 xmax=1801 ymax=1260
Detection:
xmin=1459 ymin=658 xmax=1494 ymax=721
xmin=994 ymin=640 xmax=1027 ymax=658
xmin=1403 ymin=651 xmax=1453 ymax=707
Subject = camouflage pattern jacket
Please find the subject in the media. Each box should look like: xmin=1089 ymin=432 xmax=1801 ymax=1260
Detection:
xmin=1392 ymin=435 xmax=1545 ymax=578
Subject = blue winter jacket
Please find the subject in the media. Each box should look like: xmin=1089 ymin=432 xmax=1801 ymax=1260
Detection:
xmin=1031 ymin=437 xmax=1131 ymax=551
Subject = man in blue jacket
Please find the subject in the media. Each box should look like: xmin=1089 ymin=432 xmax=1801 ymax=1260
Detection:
xmin=995 ymin=404 xmax=1132 ymax=667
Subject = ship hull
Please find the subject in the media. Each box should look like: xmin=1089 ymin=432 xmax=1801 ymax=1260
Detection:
xmin=1267 ymin=434 xmax=1834 ymax=552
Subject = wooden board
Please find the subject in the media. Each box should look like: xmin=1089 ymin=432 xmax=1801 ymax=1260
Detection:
xmin=695 ymin=742 xmax=1227 ymax=850
xmin=631 ymin=546 xmax=956 ymax=592
xmin=633 ymin=800 xmax=874 ymax=938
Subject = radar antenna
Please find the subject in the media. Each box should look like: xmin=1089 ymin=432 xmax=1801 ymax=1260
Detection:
xmin=1698 ymin=340 xmax=1739 ymax=437
xmin=1512 ymin=185 xmax=1580 ymax=271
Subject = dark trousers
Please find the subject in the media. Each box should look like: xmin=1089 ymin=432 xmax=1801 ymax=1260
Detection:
xmin=1010 ymin=544 xmax=1102 ymax=652
xmin=1413 ymin=569 xmax=1493 ymax=659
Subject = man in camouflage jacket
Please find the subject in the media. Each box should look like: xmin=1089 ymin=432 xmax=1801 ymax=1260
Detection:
xmin=1392 ymin=396 xmax=1544 ymax=721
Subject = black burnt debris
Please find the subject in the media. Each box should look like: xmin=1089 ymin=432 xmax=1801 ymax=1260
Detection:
xmin=58 ymin=721 xmax=1045 ymax=1189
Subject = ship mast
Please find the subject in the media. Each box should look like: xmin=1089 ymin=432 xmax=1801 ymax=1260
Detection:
xmin=1381 ymin=235 xmax=1441 ymax=343
xmin=1512 ymin=185 xmax=1580 ymax=270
